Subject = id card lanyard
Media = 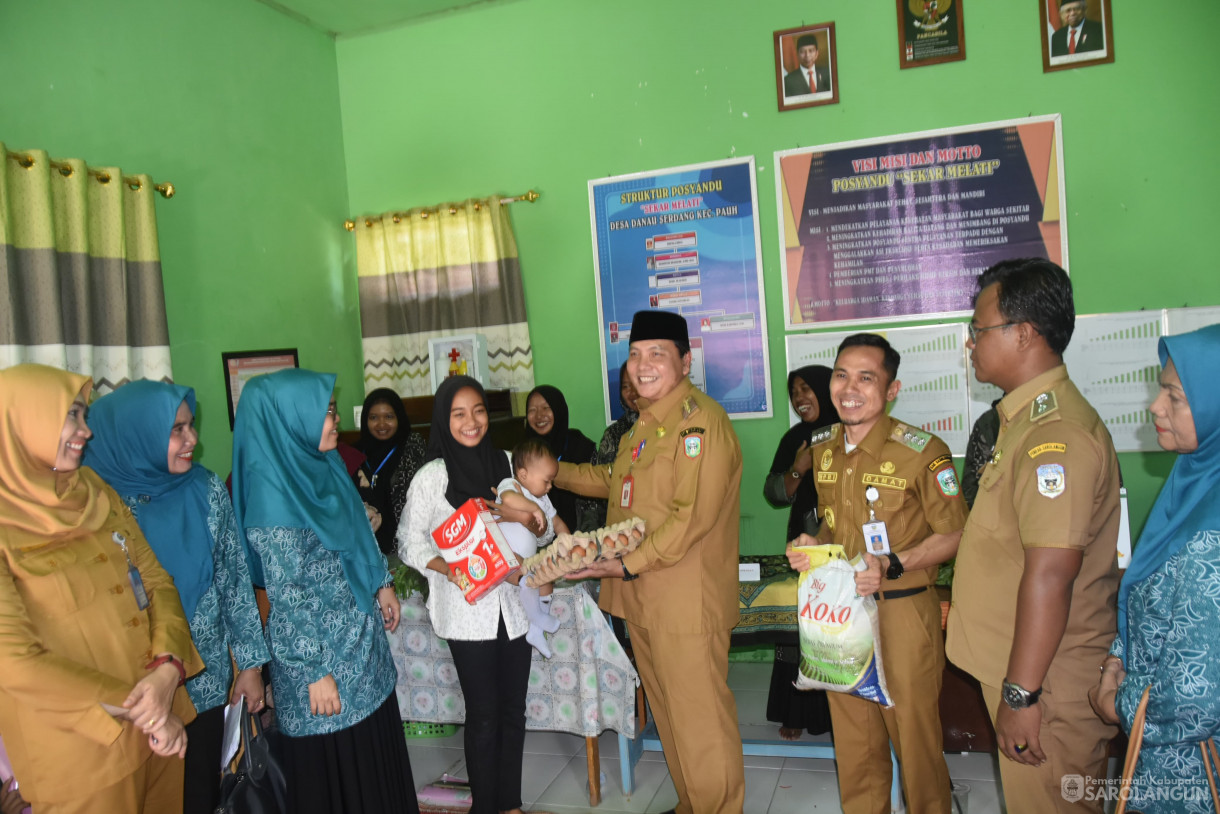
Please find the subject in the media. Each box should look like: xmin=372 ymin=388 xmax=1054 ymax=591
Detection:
xmin=861 ymin=486 xmax=892 ymax=555
xmin=368 ymin=446 xmax=397 ymax=490
xmin=621 ymin=439 xmax=645 ymax=508
xmin=112 ymin=531 xmax=150 ymax=610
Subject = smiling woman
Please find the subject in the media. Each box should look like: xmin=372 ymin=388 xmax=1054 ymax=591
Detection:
xmin=355 ymin=389 xmax=427 ymax=555
xmin=398 ymin=376 xmax=532 ymax=814
xmin=230 ymin=369 xmax=417 ymax=814
xmin=523 ymin=385 xmax=595 ymax=531
xmin=85 ymin=380 xmax=271 ymax=814
xmin=1090 ymin=325 xmax=1220 ymax=814
xmin=0 ymin=365 xmax=202 ymax=814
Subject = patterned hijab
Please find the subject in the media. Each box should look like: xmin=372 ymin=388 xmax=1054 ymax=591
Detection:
xmin=1118 ymin=324 xmax=1220 ymax=651
xmin=0 ymin=364 xmax=110 ymax=538
xmin=231 ymin=369 xmax=383 ymax=614
xmin=85 ymin=380 xmax=215 ymax=620
xmin=426 ymin=376 xmax=510 ymax=509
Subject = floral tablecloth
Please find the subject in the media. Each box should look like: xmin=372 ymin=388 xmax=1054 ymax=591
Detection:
xmin=389 ymin=584 xmax=639 ymax=738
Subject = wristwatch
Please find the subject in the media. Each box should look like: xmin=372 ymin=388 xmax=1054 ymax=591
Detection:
xmin=1001 ymin=679 xmax=1043 ymax=710
xmin=884 ymin=552 xmax=904 ymax=581
xmin=620 ymin=560 xmax=639 ymax=582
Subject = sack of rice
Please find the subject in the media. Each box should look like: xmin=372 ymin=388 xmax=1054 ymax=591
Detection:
xmin=792 ymin=544 xmax=893 ymax=707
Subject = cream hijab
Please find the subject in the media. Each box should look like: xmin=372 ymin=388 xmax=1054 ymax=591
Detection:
xmin=0 ymin=364 xmax=110 ymax=539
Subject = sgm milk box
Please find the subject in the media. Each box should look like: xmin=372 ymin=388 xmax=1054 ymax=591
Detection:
xmin=431 ymin=497 xmax=519 ymax=604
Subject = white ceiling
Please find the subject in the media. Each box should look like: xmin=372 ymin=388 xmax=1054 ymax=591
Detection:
xmin=254 ymin=0 xmax=517 ymax=38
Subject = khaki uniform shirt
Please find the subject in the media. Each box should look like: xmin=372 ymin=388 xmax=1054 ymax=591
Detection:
xmin=811 ymin=416 xmax=968 ymax=592
xmin=947 ymin=365 xmax=1120 ymax=691
xmin=0 ymin=481 xmax=201 ymax=803
xmin=556 ymin=379 xmax=742 ymax=634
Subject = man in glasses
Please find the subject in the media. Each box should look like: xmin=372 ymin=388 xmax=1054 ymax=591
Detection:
xmin=947 ymin=258 xmax=1120 ymax=814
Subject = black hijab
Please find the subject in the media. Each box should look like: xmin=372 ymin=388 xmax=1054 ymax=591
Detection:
xmin=427 ymin=376 xmax=510 ymax=510
xmin=357 ymin=389 xmax=412 ymax=495
xmin=769 ymin=365 xmax=839 ymax=540
xmin=525 ymin=385 xmax=573 ymax=459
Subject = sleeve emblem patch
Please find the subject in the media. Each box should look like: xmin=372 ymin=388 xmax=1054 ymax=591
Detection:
xmin=684 ymin=434 xmax=703 ymax=458
xmin=936 ymin=468 xmax=960 ymax=497
xmin=1036 ymin=463 xmax=1065 ymax=498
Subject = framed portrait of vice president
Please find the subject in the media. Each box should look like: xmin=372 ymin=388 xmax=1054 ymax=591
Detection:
xmin=1040 ymin=0 xmax=1114 ymax=72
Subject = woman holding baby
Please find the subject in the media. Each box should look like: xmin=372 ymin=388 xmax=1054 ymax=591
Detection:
xmin=399 ymin=375 xmax=548 ymax=814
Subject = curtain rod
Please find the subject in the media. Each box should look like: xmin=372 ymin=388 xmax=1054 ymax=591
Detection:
xmin=4 ymin=150 xmax=175 ymax=198
xmin=344 ymin=189 xmax=538 ymax=231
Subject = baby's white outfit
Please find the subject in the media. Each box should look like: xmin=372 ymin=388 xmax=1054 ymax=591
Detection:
xmin=496 ymin=476 xmax=560 ymax=657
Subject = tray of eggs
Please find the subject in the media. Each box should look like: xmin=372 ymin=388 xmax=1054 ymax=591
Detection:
xmin=521 ymin=518 xmax=646 ymax=588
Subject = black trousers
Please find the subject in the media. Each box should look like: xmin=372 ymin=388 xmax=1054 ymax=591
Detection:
xmin=183 ymin=703 xmax=225 ymax=814
xmin=447 ymin=618 xmax=532 ymax=814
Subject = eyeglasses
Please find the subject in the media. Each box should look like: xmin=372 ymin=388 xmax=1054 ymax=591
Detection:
xmin=967 ymin=322 xmax=1017 ymax=342
xmin=325 ymin=406 xmax=340 ymax=419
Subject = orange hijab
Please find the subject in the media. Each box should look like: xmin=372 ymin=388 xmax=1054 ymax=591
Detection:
xmin=0 ymin=364 xmax=110 ymax=538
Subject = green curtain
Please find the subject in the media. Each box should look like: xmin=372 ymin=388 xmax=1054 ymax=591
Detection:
xmin=0 ymin=144 xmax=171 ymax=392
xmin=354 ymin=196 xmax=534 ymax=397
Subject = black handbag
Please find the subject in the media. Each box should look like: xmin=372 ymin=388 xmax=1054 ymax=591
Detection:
xmin=214 ymin=699 xmax=287 ymax=814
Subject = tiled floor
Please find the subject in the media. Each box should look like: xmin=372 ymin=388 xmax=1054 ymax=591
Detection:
xmin=405 ymin=662 xmax=1008 ymax=813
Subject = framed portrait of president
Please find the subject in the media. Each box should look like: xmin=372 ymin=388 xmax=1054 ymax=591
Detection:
xmin=774 ymin=22 xmax=839 ymax=112
xmin=1040 ymin=0 xmax=1114 ymax=72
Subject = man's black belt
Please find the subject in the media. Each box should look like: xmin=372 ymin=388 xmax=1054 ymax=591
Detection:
xmin=872 ymin=584 xmax=930 ymax=601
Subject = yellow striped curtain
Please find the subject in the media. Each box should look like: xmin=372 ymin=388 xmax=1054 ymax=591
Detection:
xmin=0 ymin=144 xmax=171 ymax=392
xmin=354 ymin=196 xmax=534 ymax=397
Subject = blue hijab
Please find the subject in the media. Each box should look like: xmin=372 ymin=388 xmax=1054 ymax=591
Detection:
xmin=84 ymin=380 xmax=215 ymax=621
xmin=1118 ymin=324 xmax=1220 ymax=653
xmin=231 ymin=369 xmax=383 ymax=615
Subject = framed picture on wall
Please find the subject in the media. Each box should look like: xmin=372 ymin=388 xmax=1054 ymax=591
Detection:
xmin=1040 ymin=0 xmax=1114 ymax=72
xmin=774 ymin=22 xmax=839 ymax=112
xmin=221 ymin=348 xmax=299 ymax=428
xmin=896 ymin=0 xmax=966 ymax=69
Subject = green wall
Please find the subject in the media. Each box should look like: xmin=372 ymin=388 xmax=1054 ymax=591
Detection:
xmin=4 ymin=0 xmax=1216 ymax=550
xmin=336 ymin=0 xmax=1219 ymax=552
xmin=0 ymin=0 xmax=360 ymax=476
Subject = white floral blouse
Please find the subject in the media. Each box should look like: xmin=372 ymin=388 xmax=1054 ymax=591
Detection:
xmin=398 ymin=456 xmax=528 ymax=642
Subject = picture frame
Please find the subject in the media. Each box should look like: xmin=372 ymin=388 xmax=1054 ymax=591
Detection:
xmin=1040 ymin=0 xmax=1114 ymax=73
xmin=427 ymin=333 xmax=490 ymax=395
xmin=774 ymin=22 xmax=839 ymax=112
xmin=221 ymin=348 xmax=299 ymax=428
xmin=896 ymin=0 xmax=966 ymax=69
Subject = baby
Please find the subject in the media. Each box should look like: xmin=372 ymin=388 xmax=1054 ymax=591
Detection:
xmin=496 ymin=438 xmax=569 ymax=658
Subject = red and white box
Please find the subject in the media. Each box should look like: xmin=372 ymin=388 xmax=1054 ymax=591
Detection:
xmin=432 ymin=498 xmax=519 ymax=604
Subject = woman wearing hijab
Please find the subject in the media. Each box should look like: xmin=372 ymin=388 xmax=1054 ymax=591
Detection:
xmin=523 ymin=385 xmax=596 ymax=531
xmin=762 ymin=365 xmax=838 ymax=741
xmin=0 ymin=365 xmax=201 ymax=814
xmin=355 ymin=388 xmax=428 ymax=555
xmin=85 ymin=380 xmax=271 ymax=814
xmin=231 ymin=369 xmax=417 ymax=814
xmin=399 ymin=376 xmax=544 ymax=814
xmin=1090 ymin=325 xmax=1220 ymax=814
xmin=576 ymin=363 xmax=640 ymax=531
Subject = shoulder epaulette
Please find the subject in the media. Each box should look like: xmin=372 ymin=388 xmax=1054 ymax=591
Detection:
xmin=809 ymin=424 xmax=839 ymax=448
xmin=681 ymin=396 xmax=700 ymax=420
xmin=890 ymin=422 xmax=932 ymax=452
xmin=1030 ymin=391 xmax=1059 ymax=421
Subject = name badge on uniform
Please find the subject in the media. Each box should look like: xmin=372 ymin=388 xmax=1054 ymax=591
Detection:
xmin=128 ymin=561 xmax=150 ymax=610
xmin=862 ymin=486 xmax=891 ymax=555
xmin=620 ymin=475 xmax=634 ymax=508
xmin=863 ymin=521 xmax=891 ymax=556
xmin=114 ymin=531 xmax=150 ymax=610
